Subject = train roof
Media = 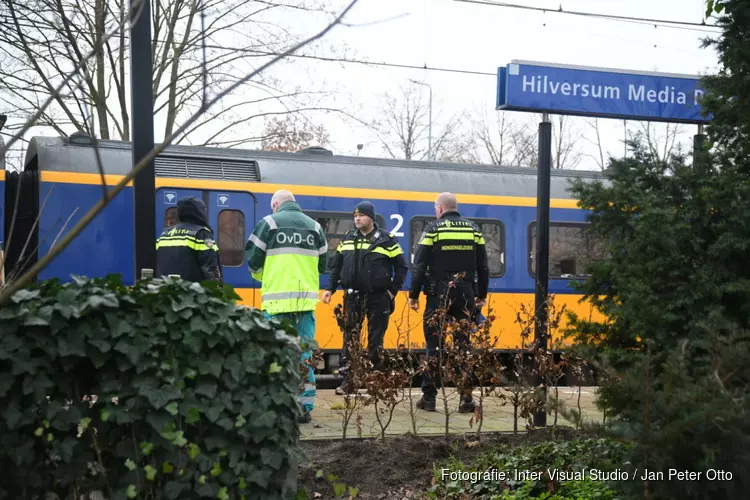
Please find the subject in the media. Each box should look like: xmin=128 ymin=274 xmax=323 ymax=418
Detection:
xmin=23 ymin=134 xmax=607 ymax=200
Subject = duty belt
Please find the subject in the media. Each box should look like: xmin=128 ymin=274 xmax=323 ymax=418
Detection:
xmin=347 ymin=288 xmax=388 ymax=295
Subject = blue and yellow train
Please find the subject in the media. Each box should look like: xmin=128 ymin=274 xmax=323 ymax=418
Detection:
xmin=0 ymin=133 xmax=606 ymax=375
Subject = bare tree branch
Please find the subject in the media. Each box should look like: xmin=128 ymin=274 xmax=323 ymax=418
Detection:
xmin=582 ymin=118 xmax=607 ymax=170
xmin=0 ymin=0 xmax=149 ymax=155
xmin=367 ymin=81 xmax=475 ymax=163
xmin=552 ymin=115 xmax=583 ymax=169
xmin=632 ymin=121 xmax=686 ymax=162
xmin=260 ymin=113 xmax=329 ymax=151
xmin=0 ymin=0 xmax=362 ymax=304
xmin=0 ymin=0 xmax=347 ymax=149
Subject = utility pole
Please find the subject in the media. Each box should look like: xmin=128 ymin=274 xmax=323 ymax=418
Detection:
xmin=410 ymin=79 xmax=433 ymax=161
xmin=130 ymin=0 xmax=156 ymax=280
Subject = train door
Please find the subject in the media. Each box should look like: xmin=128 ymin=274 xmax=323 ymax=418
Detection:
xmin=207 ymin=191 xmax=256 ymax=306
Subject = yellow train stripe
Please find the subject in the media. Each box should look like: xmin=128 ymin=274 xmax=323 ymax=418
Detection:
xmin=38 ymin=171 xmax=582 ymax=209
xmin=233 ymin=288 xmax=605 ymax=351
xmin=40 ymin=171 xmax=134 ymax=187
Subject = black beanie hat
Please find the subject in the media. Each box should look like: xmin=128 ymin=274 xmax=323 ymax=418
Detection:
xmin=353 ymin=201 xmax=375 ymax=220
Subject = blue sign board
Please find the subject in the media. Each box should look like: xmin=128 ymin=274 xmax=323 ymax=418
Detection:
xmin=496 ymin=61 xmax=710 ymax=124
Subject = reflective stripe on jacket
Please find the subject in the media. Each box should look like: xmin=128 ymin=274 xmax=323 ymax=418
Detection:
xmin=409 ymin=211 xmax=489 ymax=300
xmin=155 ymin=197 xmax=222 ymax=283
xmin=326 ymin=225 xmax=407 ymax=295
xmin=244 ymin=201 xmax=327 ymax=314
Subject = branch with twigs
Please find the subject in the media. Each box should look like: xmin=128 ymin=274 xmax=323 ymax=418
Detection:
xmin=0 ymin=0 xmax=361 ymax=305
xmin=0 ymin=0 xmax=149 ymax=156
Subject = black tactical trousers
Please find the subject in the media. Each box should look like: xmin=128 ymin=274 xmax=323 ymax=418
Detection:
xmin=340 ymin=290 xmax=392 ymax=373
xmin=421 ymin=288 xmax=476 ymax=400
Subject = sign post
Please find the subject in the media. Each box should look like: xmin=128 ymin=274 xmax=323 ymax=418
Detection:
xmin=130 ymin=0 xmax=156 ymax=280
xmin=534 ymin=113 xmax=552 ymax=427
xmin=496 ymin=60 xmax=711 ymax=427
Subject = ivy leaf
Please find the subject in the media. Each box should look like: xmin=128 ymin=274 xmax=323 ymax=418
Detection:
xmin=186 ymin=407 xmax=201 ymax=424
xmin=206 ymin=351 xmax=224 ymax=378
xmin=87 ymin=294 xmax=119 ymax=309
xmin=224 ymin=353 xmax=242 ymax=382
xmin=165 ymin=402 xmax=179 ymax=416
xmin=333 ymin=483 xmax=346 ymax=497
xmin=114 ymin=336 xmax=151 ymax=366
xmin=195 ymin=380 xmax=218 ymax=399
xmin=140 ymin=385 xmax=181 ymax=410
xmin=144 ymin=464 xmax=157 ymax=481
xmin=268 ymin=362 xmax=282 ymax=374
xmin=189 ymin=315 xmax=214 ymax=334
xmin=10 ymin=289 xmax=40 ymax=303
xmin=165 ymin=481 xmax=188 ymax=500
xmin=89 ymin=339 xmax=112 ymax=353
xmin=23 ymin=315 xmax=49 ymax=326
xmin=140 ymin=442 xmax=154 ymax=456
xmin=3 ymin=403 xmax=23 ymax=430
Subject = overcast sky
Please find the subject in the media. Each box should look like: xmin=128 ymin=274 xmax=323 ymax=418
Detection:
xmin=259 ymin=0 xmax=721 ymax=169
xmin=2 ymin=0 xmax=721 ymax=171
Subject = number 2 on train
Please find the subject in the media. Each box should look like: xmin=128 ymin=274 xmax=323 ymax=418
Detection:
xmin=390 ymin=214 xmax=404 ymax=237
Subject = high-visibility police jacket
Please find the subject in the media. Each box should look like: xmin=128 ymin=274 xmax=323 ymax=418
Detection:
xmin=155 ymin=198 xmax=223 ymax=283
xmin=326 ymin=225 xmax=407 ymax=296
xmin=409 ymin=210 xmax=490 ymax=300
xmin=244 ymin=201 xmax=327 ymax=314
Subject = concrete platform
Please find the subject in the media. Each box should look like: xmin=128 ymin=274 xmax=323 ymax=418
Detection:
xmin=300 ymin=387 xmax=603 ymax=440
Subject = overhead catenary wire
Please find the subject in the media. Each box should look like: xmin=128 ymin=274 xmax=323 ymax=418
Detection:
xmin=199 ymin=45 xmax=499 ymax=76
xmin=0 ymin=0 xmax=722 ymax=82
xmin=453 ymin=0 xmax=722 ymax=32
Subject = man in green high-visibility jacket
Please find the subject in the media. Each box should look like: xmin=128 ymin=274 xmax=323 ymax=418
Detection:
xmin=244 ymin=189 xmax=328 ymax=424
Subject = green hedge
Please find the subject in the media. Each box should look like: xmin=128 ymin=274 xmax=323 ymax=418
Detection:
xmin=0 ymin=275 xmax=304 ymax=500
xmin=433 ymin=437 xmax=631 ymax=499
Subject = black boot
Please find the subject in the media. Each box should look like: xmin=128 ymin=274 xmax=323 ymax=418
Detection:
xmin=458 ymin=395 xmax=477 ymax=413
xmin=417 ymin=395 xmax=436 ymax=412
xmin=298 ymin=411 xmax=312 ymax=423
xmin=335 ymin=381 xmax=348 ymax=395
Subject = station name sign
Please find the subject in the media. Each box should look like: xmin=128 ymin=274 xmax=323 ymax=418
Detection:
xmin=496 ymin=61 xmax=711 ymax=124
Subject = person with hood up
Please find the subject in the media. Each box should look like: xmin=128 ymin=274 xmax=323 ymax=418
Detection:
xmin=155 ymin=197 xmax=223 ymax=283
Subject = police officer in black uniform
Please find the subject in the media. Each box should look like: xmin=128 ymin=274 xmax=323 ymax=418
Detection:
xmin=322 ymin=201 xmax=408 ymax=394
xmin=156 ymin=197 xmax=223 ymax=283
xmin=409 ymin=192 xmax=489 ymax=413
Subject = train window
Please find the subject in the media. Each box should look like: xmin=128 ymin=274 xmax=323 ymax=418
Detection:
xmin=217 ymin=209 xmax=245 ymax=267
xmin=408 ymin=216 xmax=506 ymax=277
xmin=476 ymin=220 xmax=505 ymax=277
xmin=305 ymin=211 xmax=385 ymax=271
xmin=528 ymin=222 xmax=606 ymax=278
xmin=164 ymin=207 xmax=178 ymax=227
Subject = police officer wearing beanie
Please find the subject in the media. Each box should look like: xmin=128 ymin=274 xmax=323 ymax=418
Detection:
xmin=323 ymin=201 xmax=408 ymax=394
